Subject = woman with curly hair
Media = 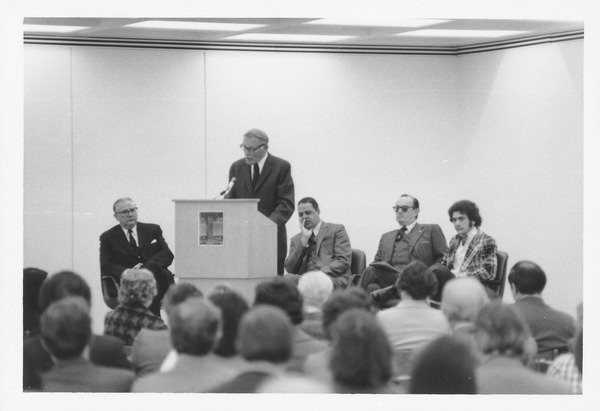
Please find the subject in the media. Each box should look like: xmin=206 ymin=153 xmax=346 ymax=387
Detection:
xmin=104 ymin=268 xmax=167 ymax=346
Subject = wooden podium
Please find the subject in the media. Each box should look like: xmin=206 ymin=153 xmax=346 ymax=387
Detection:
xmin=172 ymin=199 xmax=277 ymax=301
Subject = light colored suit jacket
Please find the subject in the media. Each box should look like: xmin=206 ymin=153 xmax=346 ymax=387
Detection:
xmin=285 ymin=222 xmax=352 ymax=283
xmin=129 ymin=328 xmax=172 ymax=377
xmin=441 ymin=230 xmax=497 ymax=281
xmin=374 ymin=223 xmax=447 ymax=268
xmin=42 ymin=357 xmax=135 ymax=392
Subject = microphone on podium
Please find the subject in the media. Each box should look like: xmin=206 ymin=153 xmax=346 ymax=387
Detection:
xmin=216 ymin=177 xmax=236 ymax=199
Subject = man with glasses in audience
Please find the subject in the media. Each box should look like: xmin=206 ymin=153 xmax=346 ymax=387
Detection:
xmin=227 ymin=129 xmax=295 ymax=275
xmin=100 ymin=197 xmax=174 ymax=315
xmin=360 ymin=194 xmax=447 ymax=302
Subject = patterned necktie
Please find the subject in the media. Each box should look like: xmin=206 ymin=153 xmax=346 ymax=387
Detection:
xmin=396 ymin=226 xmax=407 ymax=242
xmin=252 ymin=163 xmax=260 ymax=190
xmin=128 ymin=228 xmax=138 ymax=251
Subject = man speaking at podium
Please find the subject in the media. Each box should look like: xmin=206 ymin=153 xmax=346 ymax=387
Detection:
xmin=227 ymin=129 xmax=295 ymax=275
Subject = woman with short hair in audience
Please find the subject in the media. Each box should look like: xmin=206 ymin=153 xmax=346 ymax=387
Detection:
xmin=329 ymin=309 xmax=400 ymax=393
xmin=104 ymin=268 xmax=167 ymax=346
xmin=473 ymin=301 xmax=571 ymax=394
xmin=377 ymin=261 xmax=451 ymax=352
xmin=297 ymin=271 xmax=334 ymax=340
xmin=410 ymin=335 xmax=478 ymax=394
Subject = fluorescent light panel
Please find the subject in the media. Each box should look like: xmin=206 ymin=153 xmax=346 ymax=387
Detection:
xmin=124 ymin=20 xmax=264 ymax=31
xmin=225 ymin=33 xmax=355 ymax=42
xmin=23 ymin=24 xmax=89 ymax=33
xmin=308 ymin=18 xmax=449 ymax=28
xmin=397 ymin=29 xmax=529 ymax=38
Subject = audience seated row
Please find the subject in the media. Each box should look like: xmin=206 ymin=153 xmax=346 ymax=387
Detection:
xmin=23 ymin=258 xmax=581 ymax=394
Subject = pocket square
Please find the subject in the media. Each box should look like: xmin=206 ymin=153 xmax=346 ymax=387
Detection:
xmin=151 ymin=239 xmax=157 ymax=244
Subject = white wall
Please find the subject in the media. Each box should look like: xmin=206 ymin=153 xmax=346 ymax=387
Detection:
xmin=23 ymin=40 xmax=582 ymax=331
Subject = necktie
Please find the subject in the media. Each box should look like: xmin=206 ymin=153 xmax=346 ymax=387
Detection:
xmin=128 ymin=228 xmax=138 ymax=251
xmin=396 ymin=226 xmax=407 ymax=242
xmin=458 ymin=234 xmax=467 ymax=246
xmin=252 ymin=163 xmax=260 ymax=190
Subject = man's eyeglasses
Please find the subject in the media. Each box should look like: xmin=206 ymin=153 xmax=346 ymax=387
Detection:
xmin=393 ymin=205 xmax=414 ymax=213
xmin=240 ymin=143 xmax=266 ymax=153
xmin=115 ymin=207 xmax=138 ymax=216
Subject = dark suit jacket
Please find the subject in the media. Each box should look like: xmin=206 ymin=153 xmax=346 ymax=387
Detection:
xmin=23 ymin=334 xmax=130 ymax=391
xmin=41 ymin=357 xmax=135 ymax=392
xmin=99 ymin=222 xmax=174 ymax=282
xmin=227 ymin=153 xmax=295 ymax=227
xmin=440 ymin=230 xmax=497 ymax=281
xmin=285 ymin=222 xmax=352 ymax=284
xmin=374 ymin=223 xmax=447 ymax=268
xmin=512 ymin=296 xmax=575 ymax=354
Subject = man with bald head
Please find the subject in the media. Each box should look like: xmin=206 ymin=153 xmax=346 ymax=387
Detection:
xmin=360 ymin=194 xmax=447 ymax=299
xmin=100 ymin=197 xmax=174 ymax=315
xmin=227 ymin=129 xmax=295 ymax=275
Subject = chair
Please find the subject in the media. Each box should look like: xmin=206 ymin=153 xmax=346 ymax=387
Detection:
xmin=347 ymin=248 xmax=367 ymax=288
xmin=482 ymin=250 xmax=508 ymax=298
xmin=101 ymin=276 xmax=119 ymax=309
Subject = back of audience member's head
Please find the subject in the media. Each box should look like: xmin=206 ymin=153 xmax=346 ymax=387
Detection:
xmin=410 ymin=335 xmax=478 ymax=394
xmin=209 ymin=287 xmax=249 ymax=357
xmin=474 ymin=301 xmax=534 ymax=359
xmin=40 ymin=296 xmax=91 ymax=360
xmin=163 ymin=283 xmax=203 ymax=314
xmin=298 ymin=271 xmax=334 ymax=312
xmin=254 ymin=277 xmax=303 ymax=325
xmin=507 ymin=260 xmax=546 ymax=295
xmin=118 ymin=268 xmax=157 ymax=308
xmin=38 ymin=270 xmax=91 ymax=312
xmin=237 ymin=305 xmax=293 ymax=364
xmin=441 ymin=277 xmax=489 ymax=325
xmin=397 ymin=261 xmax=437 ymax=300
xmin=329 ymin=309 xmax=392 ymax=390
xmin=322 ymin=288 xmax=373 ymax=340
xmin=23 ymin=267 xmax=49 ymax=334
xmin=168 ymin=296 xmax=221 ymax=356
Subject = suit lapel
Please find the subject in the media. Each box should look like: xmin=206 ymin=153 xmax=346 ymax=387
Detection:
xmin=461 ymin=232 xmax=483 ymax=271
xmin=253 ymin=154 xmax=273 ymax=193
xmin=408 ymin=223 xmax=424 ymax=252
xmin=136 ymin=223 xmax=147 ymax=248
xmin=383 ymin=230 xmax=399 ymax=261
xmin=242 ymin=163 xmax=252 ymax=193
xmin=315 ymin=223 xmax=328 ymax=254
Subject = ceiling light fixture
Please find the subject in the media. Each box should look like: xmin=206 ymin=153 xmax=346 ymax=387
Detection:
xmin=396 ymin=29 xmax=528 ymax=38
xmin=124 ymin=20 xmax=265 ymax=31
xmin=23 ymin=24 xmax=89 ymax=33
xmin=224 ymin=33 xmax=355 ymax=42
xmin=307 ymin=18 xmax=449 ymax=28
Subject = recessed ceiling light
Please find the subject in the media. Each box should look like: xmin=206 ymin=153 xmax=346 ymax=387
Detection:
xmin=396 ymin=29 xmax=529 ymax=38
xmin=23 ymin=24 xmax=89 ymax=33
xmin=124 ymin=20 xmax=265 ymax=31
xmin=307 ymin=18 xmax=449 ymax=28
xmin=224 ymin=33 xmax=355 ymax=43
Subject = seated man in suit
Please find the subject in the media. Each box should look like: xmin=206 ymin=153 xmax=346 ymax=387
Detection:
xmin=360 ymin=194 xmax=447 ymax=299
xmin=438 ymin=200 xmax=497 ymax=296
xmin=284 ymin=197 xmax=352 ymax=288
xmin=40 ymin=297 xmax=135 ymax=392
xmin=100 ymin=197 xmax=175 ymax=315
xmin=508 ymin=260 xmax=576 ymax=357
xmin=23 ymin=271 xmax=130 ymax=391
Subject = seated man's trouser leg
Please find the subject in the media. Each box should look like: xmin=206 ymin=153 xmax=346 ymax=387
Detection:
xmin=359 ymin=265 xmax=400 ymax=291
xmin=283 ymin=272 xmax=348 ymax=289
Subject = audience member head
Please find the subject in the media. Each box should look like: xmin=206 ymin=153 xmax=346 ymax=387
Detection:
xmin=322 ymin=288 xmax=373 ymax=340
xmin=23 ymin=267 xmax=48 ymax=334
xmin=208 ymin=287 xmax=249 ymax=357
xmin=394 ymin=194 xmax=420 ymax=226
xmin=298 ymin=271 xmax=334 ymax=312
xmin=441 ymin=277 xmax=489 ymax=325
xmin=329 ymin=309 xmax=392 ymax=391
xmin=40 ymin=297 xmax=91 ymax=360
xmin=410 ymin=335 xmax=478 ymax=394
xmin=162 ymin=282 xmax=203 ymax=314
xmin=448 ymin=199 xmax=482 ymax=228
xmin=474 ymin=301 xmax=534 ymax=360
xmin=254 ymin=277 xmax=303 ymax=325
xmin=38 ymin=270 xmax=91 ymax=312
xmin=236 ymin=305 xmax=293 ymax=364
xmin=507 ymin=260 xmax=547 ymax=296
xmin=168 ymin=296 xmax=221 ymax=356
xmin=427 ymin=263 xmax=454 ymax=302
xmin=397 ymin=261 xmax=437 ymax=300
xmin=118 ymin=268 xmax=157 ymax=308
